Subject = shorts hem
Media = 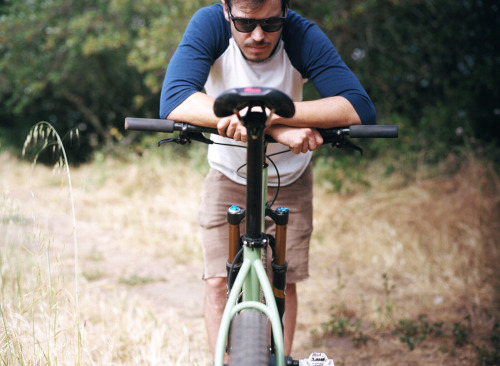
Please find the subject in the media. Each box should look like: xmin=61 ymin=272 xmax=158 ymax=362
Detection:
xmin=201 ymin=272 xmax=227 ymax=280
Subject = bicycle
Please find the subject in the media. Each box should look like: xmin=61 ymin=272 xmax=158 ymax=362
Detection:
xmin=125 ymin=87 xmax=398 ymax=366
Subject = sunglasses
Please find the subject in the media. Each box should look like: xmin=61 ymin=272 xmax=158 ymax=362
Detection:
xmin=227 ymin=5 xmax=286 ymax=33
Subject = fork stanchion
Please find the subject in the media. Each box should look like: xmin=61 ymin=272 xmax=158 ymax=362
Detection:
xmin=227 ymin=205 xmax=245 ymax=294
xmin=267 ymin=206 xmax=289 ymax=354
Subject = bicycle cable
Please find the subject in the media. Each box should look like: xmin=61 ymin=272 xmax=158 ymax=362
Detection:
xmin=208 ymin=139 xmax=292 ymax=210
xmin=227 ymin=246 xmax=244 ymax=294
xmin=265 ymin=149 xmax=291 ymax=208
xmin=234 ymin=151 xmax=284 ymax=209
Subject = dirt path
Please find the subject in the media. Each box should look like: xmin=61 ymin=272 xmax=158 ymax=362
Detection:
xmin=1 ymin=152 xmax=491 ymax=365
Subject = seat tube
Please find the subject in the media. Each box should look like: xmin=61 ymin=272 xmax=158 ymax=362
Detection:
xmin=260 ymin=162 xmax=268 ymax=297
xmin=262 ymin=163 xmax=268 ymax=232
xmin=242 ymin=111 xmax=267 ymax=302
xmin=245 ymin=126 xmax=264 ymax=238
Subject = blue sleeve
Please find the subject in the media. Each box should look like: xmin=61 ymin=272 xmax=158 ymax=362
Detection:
xmin=283 ymin=11 xmax=376 ymax=124
xmin=159 ymin=4 xmax=230 ymax=119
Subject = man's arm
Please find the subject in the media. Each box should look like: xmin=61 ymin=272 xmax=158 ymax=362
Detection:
xmin=263 ymin=95 xmax=361 ymax=154
xmin=169 ymin=90 xmax=324 ymax=154
xmin=160 ymin=5 xmax=229 ymax=122
xmin=281 ymin=10 xmax=376 ymax=128
xmin=169 ymin=86 xmax=361 ymax=154
xmin=214 ymin=94 xmax=361 ymax=152
xmin=273 ymin=95 xmax=362 ymax=129
xmin=167 ymin=92 xmax=219 ymax=127
xmin=169 ymin=91 xmax=360 ymax=127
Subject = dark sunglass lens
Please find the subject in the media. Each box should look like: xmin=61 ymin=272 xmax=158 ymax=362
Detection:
xmin=261 ymin=20 xmax=283 ymax=32
xmin=232 ymin=16 xmax=284 ymax=33
xmin=264 ymin=18 xmax=283 ymax=25
xmin=234 ymin=19 xmax=257 ymax=33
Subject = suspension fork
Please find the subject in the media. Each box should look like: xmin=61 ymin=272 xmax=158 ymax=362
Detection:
xmin=267 ymin=206 xmax=289 ymax=335
xmin=226 ymin=109 xmax=268 ymax=298
xmin=226 ymin=161 xmax=270 ymax=299
xmin=227 ymin=205 xmax=245 ymax=294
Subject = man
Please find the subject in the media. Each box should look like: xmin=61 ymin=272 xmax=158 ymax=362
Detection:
xmin=159 ymin=0 xmax=376 ymax=358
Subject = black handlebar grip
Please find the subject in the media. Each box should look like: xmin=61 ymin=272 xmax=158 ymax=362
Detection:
xmin=349 ymin=125 xmax=398 ymax=138
xmin=124 ymin=118 xmax=176 ymax=133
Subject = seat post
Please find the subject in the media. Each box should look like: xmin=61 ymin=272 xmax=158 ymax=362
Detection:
xmin=243 ymin=110 xmax=267 ymax=239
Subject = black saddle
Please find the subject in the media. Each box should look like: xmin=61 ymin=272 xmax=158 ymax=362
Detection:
xmin=214 ymin=87 xmax=295 ymax=119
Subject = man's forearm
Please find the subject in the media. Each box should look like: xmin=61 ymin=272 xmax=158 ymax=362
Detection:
xmin=167 ymin=92 xmax=219 ymax=127
xmin=168 ymin=93 xmax=363 ymax=130
xmin=272 ymin=96 xmax=362 ymax=129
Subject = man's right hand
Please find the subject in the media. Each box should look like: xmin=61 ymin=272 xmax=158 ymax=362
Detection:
xmin=217 ymin=114 xmax=248 ymax=143
xmin=267 ymin=124 xmax=323 ymax=154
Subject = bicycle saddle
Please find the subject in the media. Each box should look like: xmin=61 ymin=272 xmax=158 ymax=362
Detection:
xmin=214 ymin=87 xmax=295 ymax=118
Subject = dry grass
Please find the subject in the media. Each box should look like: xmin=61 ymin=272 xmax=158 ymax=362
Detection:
xmin=1 ymin=145 xmax=499 ymax=365
xmin=0 ymin=150 xmax=209 ymax=365
xmin=298 ymin=156 xmax=500 ymax=365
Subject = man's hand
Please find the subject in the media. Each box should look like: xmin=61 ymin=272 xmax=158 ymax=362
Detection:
xmin=267 ymin=125 xmax=323 ymax=154
xmin=217 ymin=115 xmax=248 ymax=142
xmin=217 ymin=115 xmax=323 ymax=154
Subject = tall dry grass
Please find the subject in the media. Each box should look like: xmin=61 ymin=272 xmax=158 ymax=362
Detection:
xmin=297 ymin=153 xmax=500 ymax=364
xmin=1 ymin=140 xmax=499 ymax=365
xmin=1 ymin=134 xmax=209 ymax=365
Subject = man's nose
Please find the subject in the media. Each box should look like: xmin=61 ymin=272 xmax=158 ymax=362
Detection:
xmin=251 ymin=24 xmax=266 ymax=42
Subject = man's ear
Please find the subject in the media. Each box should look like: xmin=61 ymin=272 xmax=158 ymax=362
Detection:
xmin=221 ymin=0 xmax=230 ymax=21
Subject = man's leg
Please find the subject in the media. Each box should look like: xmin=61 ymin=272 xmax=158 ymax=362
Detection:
xmin=284 ymin=283 xmax=297 ymax=356
xmin=205 ymin=277 xmax=227 ymax=358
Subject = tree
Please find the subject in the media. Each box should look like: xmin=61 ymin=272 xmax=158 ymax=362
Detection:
xmin=293 ymin=0 xmax=500 ymax=148
xmin=0 ymin=0 xmax=210 ymax=159
xmin=1 ymin=0 xmax=498 ymax=161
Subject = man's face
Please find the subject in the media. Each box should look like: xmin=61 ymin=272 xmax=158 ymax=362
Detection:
xmin=222 ymin=0 xmax=284 ymax=63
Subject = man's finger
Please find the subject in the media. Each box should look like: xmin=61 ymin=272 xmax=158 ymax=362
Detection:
xmin=217 ymin=118 xmax=229 ymax=137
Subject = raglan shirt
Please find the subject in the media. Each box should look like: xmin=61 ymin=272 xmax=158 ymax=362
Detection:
xmin=160 ymin=4 xmax=376 ymax=186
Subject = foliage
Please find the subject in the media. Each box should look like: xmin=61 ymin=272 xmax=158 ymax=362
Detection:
xmin=0 ymin=0 xmax=498 ymax=163
xmin=452 ymin=314 xmax=472 ymax=346
xmin=393 ymin=314 xmax=444 ymax=351
xmin=296 ymin=0 xmax=500 ymax=146
xmin=0 ymin=0 xmax=210 ymax=161
xmin=321 ymin=270 xmax=369 ymax=347
xmin=475 ymin=323 xmax=500 ymax=366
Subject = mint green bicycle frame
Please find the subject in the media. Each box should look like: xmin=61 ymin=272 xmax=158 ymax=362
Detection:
xmin=214 ymin=161 xmax=286 ymax=366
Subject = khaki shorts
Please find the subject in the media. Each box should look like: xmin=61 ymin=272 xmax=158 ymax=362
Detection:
xmin=198 ymin=164 xmax=313 ymax=282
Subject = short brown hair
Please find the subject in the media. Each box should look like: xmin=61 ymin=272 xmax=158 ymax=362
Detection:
xmin=226 ymin=0 xmax=289 ymax=13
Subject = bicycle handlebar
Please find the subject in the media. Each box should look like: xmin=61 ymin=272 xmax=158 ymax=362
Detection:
xmin=124 ymin=117 xmax=398 ymax=143
xmin=318 ymin=125 xmax=398 ymax=139
xmin=125 ymin=118 xmax=218 ymax=135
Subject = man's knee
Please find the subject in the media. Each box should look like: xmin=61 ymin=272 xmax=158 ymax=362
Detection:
xmin=286 ymin=282 xmax=297 ymax=297
xmin=205 ymin=277 xmax=227 ymax=307
xmin=206 ymin=277 xmax=227 ymax=290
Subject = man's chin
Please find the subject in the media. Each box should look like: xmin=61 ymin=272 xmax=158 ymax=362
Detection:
xmin=243 ymin=52 xmax=271 ymax=63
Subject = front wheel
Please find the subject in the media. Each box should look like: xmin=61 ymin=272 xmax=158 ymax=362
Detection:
xmin=229 ymin=310 xmax=269 ymax=366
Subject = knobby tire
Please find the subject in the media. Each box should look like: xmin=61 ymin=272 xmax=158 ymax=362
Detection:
xmin=229 ymin=310 xmax=269 ymax=366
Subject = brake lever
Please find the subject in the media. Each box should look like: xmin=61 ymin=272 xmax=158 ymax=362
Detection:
xmin=189 ymin=132 xmax=214 ymax=145
xmin=158 ymin=137 xmax=177 ymax=146
xmin=158 ymin=132 xmax=214 ymax=147
xmin=330 ymin=136 xmax=363 ymax=155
